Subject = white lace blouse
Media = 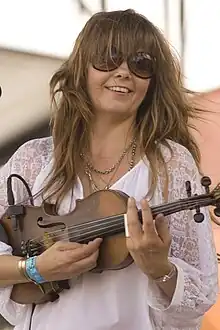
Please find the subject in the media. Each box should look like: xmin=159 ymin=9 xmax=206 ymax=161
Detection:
xmin=0 ymin=137 xmax=218 ymax=330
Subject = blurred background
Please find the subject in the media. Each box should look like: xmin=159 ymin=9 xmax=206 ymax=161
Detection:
xmin=0 ymin=0 xmax=220 ymax=168
xmin=0 ymin=0 xmax=220 ymax=329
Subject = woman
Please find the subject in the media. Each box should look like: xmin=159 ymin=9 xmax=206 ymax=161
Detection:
xmin=0 ymin=9 xmax=218 ymax=330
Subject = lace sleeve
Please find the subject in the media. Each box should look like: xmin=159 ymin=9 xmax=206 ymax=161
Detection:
xmin=0 ymin=137 xmax=52 ymax=326
xmin=146 ymin=142 xmax=218 ymax=329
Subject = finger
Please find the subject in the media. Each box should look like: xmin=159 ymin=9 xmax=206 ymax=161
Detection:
xmin=125 ymin=197 xmax=143 ymax=239
xmin=141 ymin=199 xmax=157 ymax=236
xmin=88 ymin=238 xmax=103 ymax=247
xmin=56 ymin=241 xmax=84 ymax=251
xmin=154 ymin=214 xmax=171 ymax=244
xmin=56 ymin=238 xmax=102 ymax=251
xmin=70 ymin=250 xmax=100 ymax=273
xmin=66 ymin=238 xmax=102 ymax=263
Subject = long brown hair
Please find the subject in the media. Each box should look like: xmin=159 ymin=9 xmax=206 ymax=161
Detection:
xmin=45 ymin=9 xmax=201 ymax=203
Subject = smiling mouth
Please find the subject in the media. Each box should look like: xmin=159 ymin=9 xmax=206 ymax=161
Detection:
xmin=106 ymin=86 xmax=132 ymax=94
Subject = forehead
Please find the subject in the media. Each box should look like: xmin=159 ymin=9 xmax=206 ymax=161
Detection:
xmin=88 ymin=14 xmax=155 ymax=60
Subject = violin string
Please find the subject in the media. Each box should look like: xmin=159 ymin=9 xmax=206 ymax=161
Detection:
xmin=29 ymin=197 xmax=211 ymax=246
xmin=28 ymin=197 xmax=211 ymax=254
xmin=30 ymin=199 xmax=212 ymax=241
xmin=72 ymin=225 xmax=125 ymax=243
xmin=29 ymin=225 xmax=125 ymax=254
xmin=28 ymin=193 xmax=198 ymax=239
xmin=29 ymin=197 xmax=211 ymax=255
xmin=30 ymin=216 xmax=123 ymax=247
xmin=29 ymin=204 xmax=172 ymax=246
xmin=29 ymin=196 xmax=211 ymax=244
xmin=29 ymin=213 xmax=125 ymax=244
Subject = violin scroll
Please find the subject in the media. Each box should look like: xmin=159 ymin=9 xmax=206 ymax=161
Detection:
xmin=185 ymin=176 xmax=220 ymax=223
xmin=185 ymin=176 xmax=212 ymax=223
xmin=193 ymin=176 xmax=212 ymax=223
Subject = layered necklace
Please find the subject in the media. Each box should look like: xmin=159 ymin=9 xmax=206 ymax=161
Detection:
xmin=81 ymin=138 xmax=137 ymax=192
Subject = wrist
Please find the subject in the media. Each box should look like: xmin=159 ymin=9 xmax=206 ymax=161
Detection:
xmin=26 ymin=256 xmax=46 ymax=284
xmin=148 ymin=262 xmax=173 ymax=280
xmin=18 ymin=257 xmax=46 ymax=284
xmin=17 ymin=259 xmax=32 ymax=283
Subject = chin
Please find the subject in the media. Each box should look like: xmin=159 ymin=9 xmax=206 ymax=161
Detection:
xmin=103 ymin=103 xmax=131 ymax=113
xmin=103 ymin=108 xmax=130 ymax=115
xmin=95 ymin=102 xmax=135 ymax=117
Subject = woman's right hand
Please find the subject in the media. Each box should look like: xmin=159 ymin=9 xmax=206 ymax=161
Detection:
xmin=36 ymin=238 xmax=102 ymax=282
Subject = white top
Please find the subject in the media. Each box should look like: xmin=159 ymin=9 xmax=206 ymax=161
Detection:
xmin=0 ymin=137 xmax=218 ymax=330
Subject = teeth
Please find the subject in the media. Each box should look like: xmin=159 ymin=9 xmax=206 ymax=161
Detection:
xmin=108 ymin=86 xmax=130 ymax=93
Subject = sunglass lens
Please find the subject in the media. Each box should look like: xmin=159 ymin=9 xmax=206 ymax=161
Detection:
xmin=129 ymin=53 xmax=154 ymax=78
xmin=93 ymin=49 xmax=121 ymax=71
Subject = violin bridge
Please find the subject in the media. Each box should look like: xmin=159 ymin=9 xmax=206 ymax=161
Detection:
xmin=43 ymin=232 xmax=54 ymax=249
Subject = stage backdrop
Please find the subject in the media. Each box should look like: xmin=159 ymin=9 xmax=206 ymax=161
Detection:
xmin=192 ymin=88 xmax=220 ymax=330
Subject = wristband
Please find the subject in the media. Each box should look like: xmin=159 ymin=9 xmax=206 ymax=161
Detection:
xmin=25 ymin=256 xmax=46 ymax=284
xmin=18 ymin=259 xmax=31 ymax=282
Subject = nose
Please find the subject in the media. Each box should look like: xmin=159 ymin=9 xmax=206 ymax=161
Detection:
xmin=113 ymin=61 xmax=131 ymax=79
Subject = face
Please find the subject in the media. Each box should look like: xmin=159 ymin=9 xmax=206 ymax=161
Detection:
xmin=87 ymin=58 xmax=151 ymax=120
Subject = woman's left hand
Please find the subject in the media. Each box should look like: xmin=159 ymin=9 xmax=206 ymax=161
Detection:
xmin=126 ymin=197 xmax=172 ymax=279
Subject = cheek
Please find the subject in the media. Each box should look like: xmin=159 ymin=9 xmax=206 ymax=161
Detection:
xmin=135 ymin=81 xmax=150 ymax=103
xmin=87 ymin=67 xmax=110 ymax=90
xmin=87 ymin=79 xmax=100 ymax=104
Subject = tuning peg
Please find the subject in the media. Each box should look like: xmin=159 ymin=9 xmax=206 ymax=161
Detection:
xmin=214 ymin=207 xmax=220 ymax=217
xmin=20 ymin=241 xmax=27 ymax=256
xmin=185 ymin=181 xmax=192 ymax=197
xmin=194 ymin=212 xmax=204 ymax=223
xmin=201 ymin=176 xmax=212 ymax=193
xmin=194 ymin=205 xmax=204 ymax=223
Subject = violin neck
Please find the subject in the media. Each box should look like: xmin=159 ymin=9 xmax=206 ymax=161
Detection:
xmin=75 ymin=193 xmax=212 ymax=243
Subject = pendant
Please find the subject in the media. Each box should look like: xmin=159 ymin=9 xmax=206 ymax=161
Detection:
xmin=91 ymin=182 xmax=98 ymax=192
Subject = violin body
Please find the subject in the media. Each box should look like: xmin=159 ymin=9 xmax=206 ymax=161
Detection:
xmin=1 ymin=190 xmax=132 ymax=303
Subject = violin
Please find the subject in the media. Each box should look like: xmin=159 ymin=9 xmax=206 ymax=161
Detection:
xmin=1 ymin=174 xmax=220 ymax=304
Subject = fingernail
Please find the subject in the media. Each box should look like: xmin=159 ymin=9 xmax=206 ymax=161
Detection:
xmin=141 ymin=198 xmax=148 ymax=207
xmin=156 ymin=213 xmax=164 ymax=220
xmin=157 ymin=215 xmax=168 ymax=225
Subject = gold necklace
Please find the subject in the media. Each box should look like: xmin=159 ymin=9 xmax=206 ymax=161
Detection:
xmin=85 ymin=142 xmax=137 ymax=192
xmin=81 ymin=138 xmax=136 ymax=175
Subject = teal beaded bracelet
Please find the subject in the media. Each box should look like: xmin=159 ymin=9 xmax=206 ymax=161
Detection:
xmin=25 ymin=256 xmax=46 ymax=284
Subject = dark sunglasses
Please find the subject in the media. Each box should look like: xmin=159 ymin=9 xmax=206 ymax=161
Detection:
xmin=92 ymin=50 xmax=155 ymax=79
